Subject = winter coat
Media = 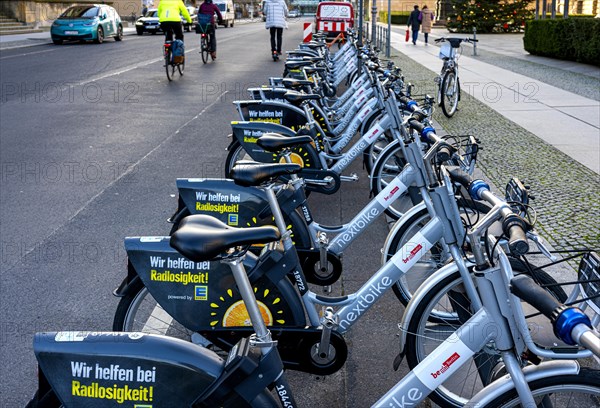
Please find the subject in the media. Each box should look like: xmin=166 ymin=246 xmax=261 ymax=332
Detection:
xmin=407 ymin=9 xmax=421 ymax=32
xmin=420 ymin=8 xmax=434 ymax=33
xmin=158 ymin=0 xmax=191 ymax=22
xmin=264 ymin=0 xmax=288 ymax=29
xmin=199 ymin=1 xmax=223 ymax=25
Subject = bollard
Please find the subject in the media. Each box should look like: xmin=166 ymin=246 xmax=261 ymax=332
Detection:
xmin=303 ymin=22 xmax=313 ymax=42
xmin=472 ymin=27 xmax=477 ymax=56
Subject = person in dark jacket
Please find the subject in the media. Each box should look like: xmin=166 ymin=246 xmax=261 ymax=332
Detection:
xmin=198 ymin=0 xmax=223 ymax=59
xmin=406 ymin=4 xmax=421 ymax=45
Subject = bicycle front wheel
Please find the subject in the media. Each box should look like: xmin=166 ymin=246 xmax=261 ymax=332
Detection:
xmin=484 ymin=368 xmax=600 ymax=408
xmin=369 ymin=141 xmax=414 ymax=220
xmin=441 ymin=70 xmax=459 ymax=117
xmin=405 ymin=266 xmax=568 ymax=408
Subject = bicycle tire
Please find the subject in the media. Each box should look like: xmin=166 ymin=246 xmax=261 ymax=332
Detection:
xmin=201 ymin=36 xmax=209 ymax=64
xmin=165 ymin=49 xmax=174 ymax=81
xmin=384 ymin=200 xmax=491 ymax=310
xmin=482 ymin=367 xmax=600 ymax=408
xmin=178 ymin=57 xmax=184 ymax=75
xmin=405 ymin=266 xmax=569 ymax=408
xmin=224 ymin=140 xmax=321 ymax=179
xmin=441 ymin=70 xmax=459 ymax=118
xmin=369 ymin=141 xmax=414 ymax=220
xmin=25 ymin=390 xmax=62 ymax=408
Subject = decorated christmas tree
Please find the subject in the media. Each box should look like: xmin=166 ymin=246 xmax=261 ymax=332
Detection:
xmin=447 ymin=0 xmax=533 ymax=33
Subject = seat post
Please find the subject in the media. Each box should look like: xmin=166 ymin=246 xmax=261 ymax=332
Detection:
xmin=264 ymin=184 xmax=294 ymax=251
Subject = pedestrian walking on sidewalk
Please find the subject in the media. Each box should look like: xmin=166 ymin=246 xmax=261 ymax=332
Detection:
xmin=407 ymin=5 xmax=421 ymax=45
xmin=419 ymin=5 xmax=434 ymax=44
xmin=264 ymin=0 xmax=288 ymax=58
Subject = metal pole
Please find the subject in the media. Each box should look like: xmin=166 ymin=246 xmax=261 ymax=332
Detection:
xmin=551 ymin=0 xmax=557 ymax=18
xmin=563 ymin=0 xmax=569 ymax=17
xmin=386 ymin=0 xmax=391 ymax=57
xmin=541 ymin=0 xmax=547 ymax=18
xmin=472 ymin=26 xmax=477 ymax=56
xmin=358 ymin=0 xmax=364 ymax=45
xmin=535 ymin=0 xmax=540 ymax=19
xmin=371 ymin=1 xmax=377 ymax=47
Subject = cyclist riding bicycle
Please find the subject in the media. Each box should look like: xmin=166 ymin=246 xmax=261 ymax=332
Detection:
xmin=158 ymin=0 xmax=192 ymax=42
xmin=198 ymin=0 xmax=223 ymax=59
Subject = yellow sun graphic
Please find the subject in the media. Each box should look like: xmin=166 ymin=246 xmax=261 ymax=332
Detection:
xmin=271 ymin=147 xmax=312 ymax=168
xmin=209 ymin=288 xmax=286 ymax=327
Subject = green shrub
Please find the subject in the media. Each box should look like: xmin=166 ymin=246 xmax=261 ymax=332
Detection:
xmin=524 ymin=18 xmax=600 ymax=66
xmin=378 ymin=11 xmax=411 ymax=24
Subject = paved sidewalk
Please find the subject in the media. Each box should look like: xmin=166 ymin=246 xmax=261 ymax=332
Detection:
xmin=387 ymin=26 xmax=600 ymax=174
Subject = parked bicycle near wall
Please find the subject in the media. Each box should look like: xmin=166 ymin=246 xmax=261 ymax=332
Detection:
xmin=434 ymin=37 xmax=477 ymax=118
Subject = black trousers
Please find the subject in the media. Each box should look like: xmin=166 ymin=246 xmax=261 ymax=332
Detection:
xmin=270 ymin=27 xmax=283 ymax=53
xmin=161 ymin=21 xmax=184 ymax=42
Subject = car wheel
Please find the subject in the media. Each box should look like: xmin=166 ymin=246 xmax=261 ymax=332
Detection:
xmin=151 ymin=30 xmax=157 ymax=35
xmin=230 ymin=19 xmax=234 ymax=27
xmin=115 ymin=24 xmax=123 ymax=41
xmin=136 ymin=28 xmax=144 ymax=35
xmin=52 ymin=39 xmax=63 ymax=45
xmin=96 ymin=26 xmax=104 ymax=43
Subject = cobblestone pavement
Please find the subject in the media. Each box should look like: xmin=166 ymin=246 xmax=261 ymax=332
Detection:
xmin=392 ymin=52 xmax=600 ymax=266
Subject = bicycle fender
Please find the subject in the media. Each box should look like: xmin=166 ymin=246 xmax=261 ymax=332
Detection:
xmin=396 ymin=261 xmax=472 ymax=360
xmin=381 ymin=202 xmax=428 ymax=265
xmin=467 ymin=360 xmax=580 ymax=407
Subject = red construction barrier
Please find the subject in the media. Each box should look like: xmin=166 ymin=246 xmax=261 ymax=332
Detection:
xmin=303 ymin=22 xmax=313 ymax=42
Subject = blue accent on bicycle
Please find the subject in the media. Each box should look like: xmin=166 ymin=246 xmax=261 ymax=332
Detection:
xmin=554 ymin=307 xmax=592 ymax=346
xmin=469 ymin=179 xmax=489 ymax=201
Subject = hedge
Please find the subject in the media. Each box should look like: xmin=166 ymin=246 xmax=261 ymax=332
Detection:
xmin=378 ymin=11 xmax=410 ymax=24
xmin=524 ymin=18 xmax=600 ymax=66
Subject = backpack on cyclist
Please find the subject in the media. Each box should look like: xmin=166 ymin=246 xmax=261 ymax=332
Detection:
xmin=171 ymin=39 xmax=185 ymax=64
xmin=195 ymin=14 xmax=213 ymax=34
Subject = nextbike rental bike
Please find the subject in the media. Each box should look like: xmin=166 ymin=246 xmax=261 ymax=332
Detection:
xmin=195 ymin=14 xmax=215 ymax=64
xmin=435 ymin=37 xmax=477 ymax=118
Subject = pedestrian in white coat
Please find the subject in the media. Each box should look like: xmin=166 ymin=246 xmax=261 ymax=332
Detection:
xmin=264 ymin=0 xmax=288 ymax=56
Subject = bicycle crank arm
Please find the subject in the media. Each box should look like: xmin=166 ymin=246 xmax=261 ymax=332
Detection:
xmin=199 ymin=327 xmax=348 ymax=375
xmin=300 ymin=169 xmax=341 ymax=195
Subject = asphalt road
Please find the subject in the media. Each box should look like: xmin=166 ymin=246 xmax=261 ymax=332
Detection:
xmin=0 ymin=21 xmax=410 ymax=406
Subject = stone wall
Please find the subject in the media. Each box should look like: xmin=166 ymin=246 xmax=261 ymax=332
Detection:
xmin=0 ymin=0 xmax=142 ymax=27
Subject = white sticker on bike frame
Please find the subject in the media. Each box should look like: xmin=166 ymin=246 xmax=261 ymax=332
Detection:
xmin=361 ymin=123 xmax=385 ymax=144
xmin=411 ymin=334 xmax=475 ymax=390
xmin=390 ymin=231 xmax=434 ymax=272
xmin=55 ymin=332 xmax=88 ymax=342
xmin=375 ymin=175 xmax=409 ymax=208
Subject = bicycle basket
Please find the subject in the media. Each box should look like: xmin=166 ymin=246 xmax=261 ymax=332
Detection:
xmin=578 ymin=251 xmax=600 ymax=314
xmin=439 ymin=43 xmax=455 ymax=60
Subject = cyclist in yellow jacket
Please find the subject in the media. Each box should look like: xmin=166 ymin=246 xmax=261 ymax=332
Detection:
xmin=158 ymin=0 xmax=192 ymax=42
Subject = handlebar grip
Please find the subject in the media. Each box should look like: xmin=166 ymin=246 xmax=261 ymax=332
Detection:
xmin=510 ymin=274 xmax=560 ymax=318
xmin=502 ymin=213 xmax=529 ymax=256
xmin=446 ymin=166 xmax=473 ymax=188
xmin=510 ymin=274 xmax=594 ymax=347
xmin=408 ymin=119 xmax=425 ymax=134
xmin=437 ymin=146 xmax=452 ymax=162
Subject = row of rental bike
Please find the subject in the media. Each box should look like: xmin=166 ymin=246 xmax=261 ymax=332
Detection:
xmin=27 ymin=29 xmax=600 ymax=407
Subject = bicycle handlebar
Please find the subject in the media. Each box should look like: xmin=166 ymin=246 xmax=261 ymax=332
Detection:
xmin=446 ymin=167 xmax=530 ymax=255
xmin=510 ymin=274 xmax=599 ymax=357
xmin=435 ymin=37 xmax=479 ymax=44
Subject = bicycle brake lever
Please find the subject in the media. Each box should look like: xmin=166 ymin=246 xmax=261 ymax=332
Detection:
xmin=527 ymin=231 xmax=557 ymax=261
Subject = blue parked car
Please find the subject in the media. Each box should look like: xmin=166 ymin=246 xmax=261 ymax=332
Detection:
xmin=51 ymin=4 xmax=123 ymax=45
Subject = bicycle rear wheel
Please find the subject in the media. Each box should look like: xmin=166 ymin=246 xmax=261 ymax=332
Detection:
xmin=165 ymin=50 xmax=175 ymax=81
xmin=441 ymin=70 xmax=459 ymax=117
xmin=177 ymin=58 xmax=184 ymax=75
xmin=201 ymin=36 xmax=209 ymax=64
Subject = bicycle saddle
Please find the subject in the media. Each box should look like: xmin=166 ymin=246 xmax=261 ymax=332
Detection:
xmin=285 ymin=60 xmax=315 ymax=70
xmin=281 ymin=78 xmax=313 ymax=90
xmin=170 ymin=215 xmax=280 ymax=262
xmin=257 ymin=133 xmax=313 ymax=151
xmin=230 ymin=161 xmax=301 ymax=187
xmin=283 ymin=91 xmax=321 ymax=106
